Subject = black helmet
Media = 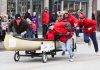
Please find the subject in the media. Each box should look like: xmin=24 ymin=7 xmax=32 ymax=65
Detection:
xmin=47 ymin=23 xmax=54 ymax=28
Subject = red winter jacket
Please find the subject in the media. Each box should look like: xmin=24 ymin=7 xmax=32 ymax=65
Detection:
xmin=63 ymin=14 xmax=78 ymax=37
xmin=54 ymin=21 xmax=69 ymax=43
xmin=44 ymin=29 xmax=58 ymax=40
xmin=54 ymin=22 xmax=68 ymax=34
xmin=63 ymin=14 xmax=78 ymax=29
xmin=42 ymin=11 xmax=50 ymax=25
xmin=78 ymin=18 xmax=96 ymax=35
xmin=31 ymin=22 xmax=37 ymax=31
xmin=44 ymin=31 xmax=55 ymax=40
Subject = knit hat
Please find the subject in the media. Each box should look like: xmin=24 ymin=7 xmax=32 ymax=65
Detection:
xmin=15 ymin=14 xmax=21 ymax=19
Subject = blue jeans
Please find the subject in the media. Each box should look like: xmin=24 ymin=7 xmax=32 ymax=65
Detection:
xmin=60 ymin=38 xmax=74 ymax=58
xmin=84 ymin=32 xmax=99 ymax=52
xmin=24 ymin=30 xmax=34 ymax=39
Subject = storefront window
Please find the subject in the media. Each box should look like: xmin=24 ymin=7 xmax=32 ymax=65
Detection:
xmin=69 ymin=2 xmax=74 ymax=11
xmin=75 ymin=2 xmax=80 ymax=10
xmin=81 ymin=2 xmax=87 ymax=14
xmin=63 ymin=1 xmax=87 ymax=15
xmin=64 ymin=1 xmax=74 ymax=11
xmin=32 ymin=0 xmax=42 ymax=17
xmin=64 ymin=2 xmax=68 ymax=10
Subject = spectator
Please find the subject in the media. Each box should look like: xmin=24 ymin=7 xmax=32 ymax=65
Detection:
xmin=1 ymin=15 xmax=8 ymax=41
xmin=50 ymin=10 xmax=57 ymax=23
xmin=26 ymin=18 xmax=35 ymax=38
xmin=92 ymin=10 xmax=96 ymax=20
xmin=42 ymin=8 xmax=50 ymax=38
xmin=31 ymin=12 xmax=39 ymax=38
xmin=24 ymin=9 xmax=32 ymax=20
xmin=0 ymin=16 xmax=3 ymax=41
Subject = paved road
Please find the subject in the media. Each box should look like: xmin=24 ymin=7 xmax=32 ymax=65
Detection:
xmin=0 ymin=40 xmax=100 ymax=70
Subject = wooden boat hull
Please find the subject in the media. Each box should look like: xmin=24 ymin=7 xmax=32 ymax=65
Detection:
xmin=4 ymin=34 xmax=61 ymax=51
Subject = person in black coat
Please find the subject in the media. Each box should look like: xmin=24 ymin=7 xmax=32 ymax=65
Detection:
xmin=50 ymin=10 xmax=57 ymax=23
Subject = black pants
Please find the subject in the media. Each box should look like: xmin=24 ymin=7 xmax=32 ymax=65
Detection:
xmin=0 ymin=31 xmax=2 ymax=41
xmin=42 ymin=25 xmax=48 ymax=38
xmin=35 ymin=31 xmax=38 ymax=38
xmin=75 ymin=29 xmax=80 ymax=36
xmin=0 ymin=30 xmax=6 ymax=41
xmin=84 ymin=32 xmax=99 ymax=52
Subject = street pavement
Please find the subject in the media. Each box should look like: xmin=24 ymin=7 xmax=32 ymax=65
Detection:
xmin=0 ymin=41 xmax=4 ymax=51
xmin=0 ymin=32 xmax=100 ymax=70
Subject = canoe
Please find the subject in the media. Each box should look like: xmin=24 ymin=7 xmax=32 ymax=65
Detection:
xmin=4 ymin=34 xmax=61 ymax=51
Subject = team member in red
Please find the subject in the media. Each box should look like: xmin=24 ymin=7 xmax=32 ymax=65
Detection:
xmin=62 ymin=11 xmax=78 ymax=55
xmin=78 ymin=14 xmax=100 ymax=55
xmin=63 ymin=11 xmax=78 ymax=33
xmin=46 ymin=21 xmax=74 ymax=61
xmin=44 ymin=26 xmax=57 ymax=40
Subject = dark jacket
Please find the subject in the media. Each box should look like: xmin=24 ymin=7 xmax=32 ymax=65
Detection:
xmin=9 ymin=19 xmax=31 ymax=34
xmin=50 ymin=14 xmax=57 ymax=23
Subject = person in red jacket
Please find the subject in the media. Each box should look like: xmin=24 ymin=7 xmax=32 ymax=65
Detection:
xmin=62 ymin=11 xmax=77 ymax=55
xmin=78 ymin=14 xmax=100 ymax=55
xmin=44 ymin=23 xmax=58 ymax=40
xmin=48 ymin=21 xmax=74 ymax=61
xmin=42 ymin=8 xmax=50 ymax=38
xmin=63 ymin=10 xmax=78 ymax=39
xmin=63 ymin=11 xmax=78 ymax=32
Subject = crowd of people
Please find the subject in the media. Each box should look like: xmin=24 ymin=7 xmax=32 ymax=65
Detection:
xmin=0 ymin=8 xmax=100 ymax=61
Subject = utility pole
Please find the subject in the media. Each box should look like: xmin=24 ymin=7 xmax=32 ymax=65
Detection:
xmin=88 ymin=0 xmax=93 ymax=18
xmin=44 ymin=0 xmax=49 ymax=9
xmin=61 ymin=0 xmax=64 ymax=12
xmin=15 ymin=0 xmax=18 ymax=14
xmin=30 ymin=0 xmax=33 ymax=14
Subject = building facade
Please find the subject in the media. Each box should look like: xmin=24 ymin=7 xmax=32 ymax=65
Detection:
xmin=7 ymin=0 xmax=30 ymax=17
xmin=0 ymin=0 xmax=7 ymax=16
xmin=0 ymin=0 xmax=97 ymax=21
xmin=0 ymin=0 xmax=100 ymax=31
xmin=6 ymin=0 xmax=89 ymax=16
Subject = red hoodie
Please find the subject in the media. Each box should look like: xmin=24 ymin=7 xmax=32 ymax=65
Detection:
xmin=42 ymin=11 xmax=50 ymax=25
xmin=54 ymin=22 xmax=68 ymax=34
xmin=54 ymin=21 xmax=69 ymax=43
xmin=63 ymin=14 xmax=78 ymax=37
xmin=78 ymin=18 xmax=96 ymax=35
xmin=63 ymin=14 xmax=77 ymax=29
xmin=44 ymin=29 xmax=58 ymax=40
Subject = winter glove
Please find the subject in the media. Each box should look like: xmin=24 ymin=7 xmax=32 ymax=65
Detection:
xmin=21 ymin=31 xmax=27 ymax=37
xmin=88 ymin=27 xmax=92 ymax=30
xmin=65 ymin=22 xmax=71 ymax=31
